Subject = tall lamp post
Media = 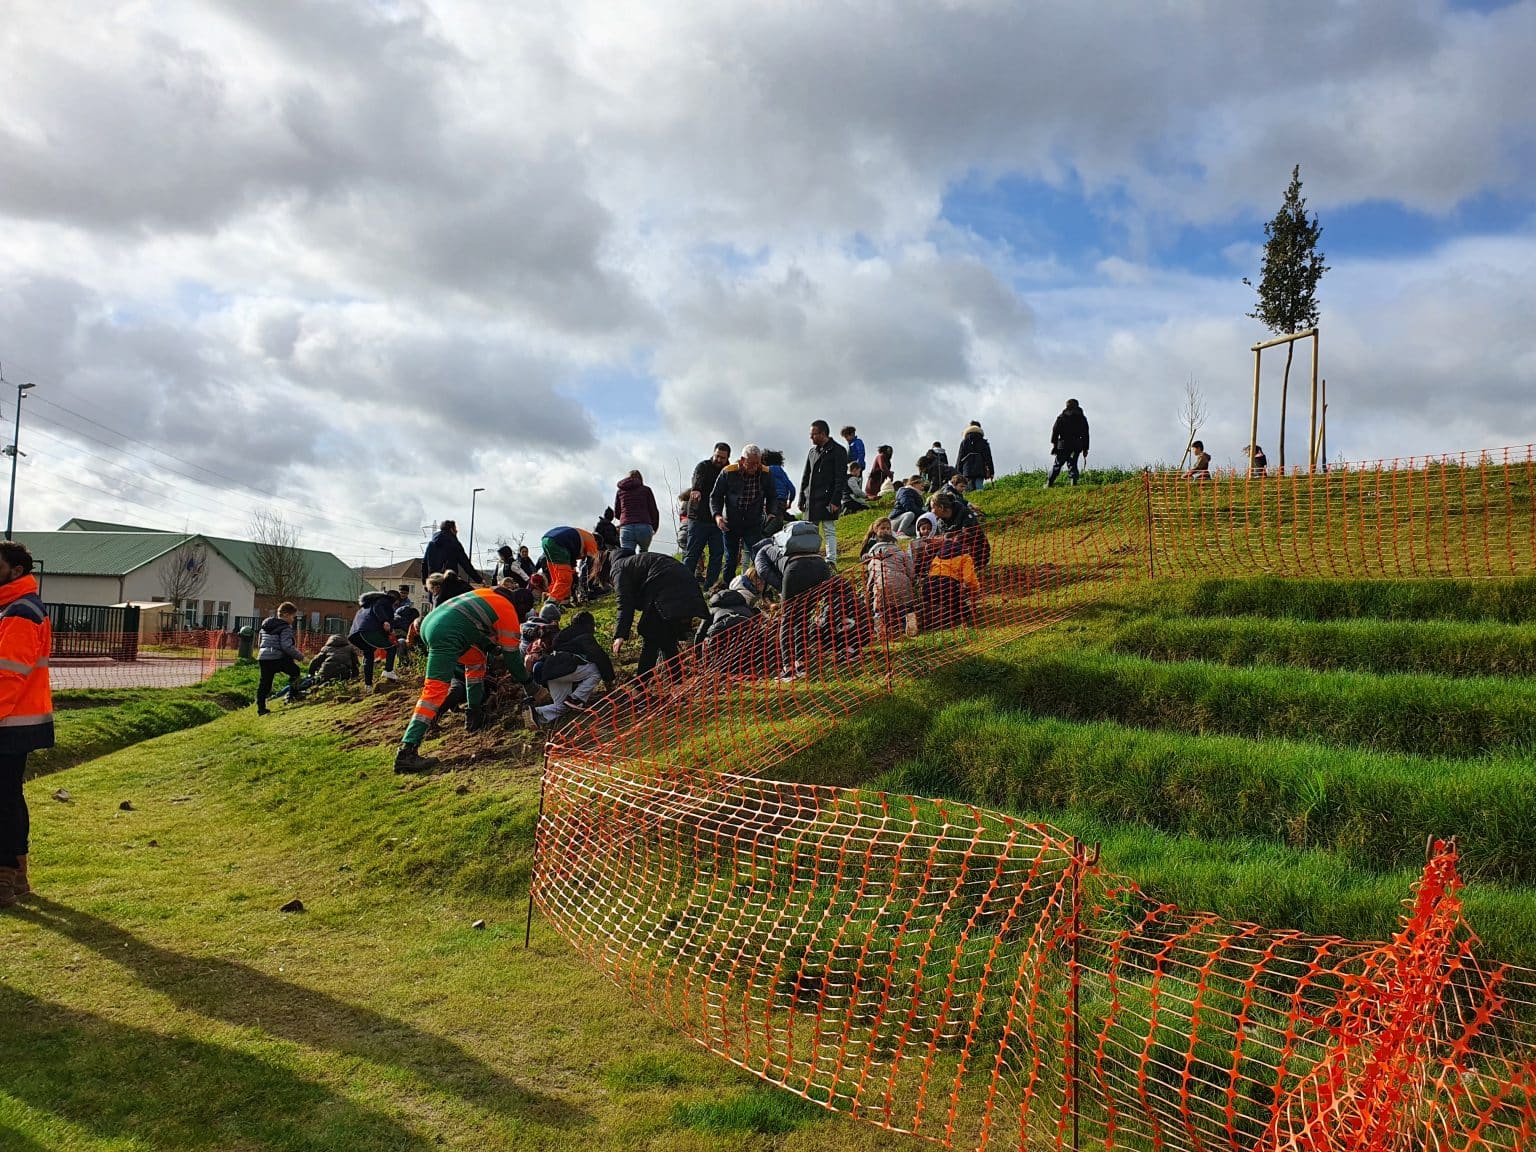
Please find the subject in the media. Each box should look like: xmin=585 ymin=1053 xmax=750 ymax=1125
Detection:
xmin=467 ymin=487 xmax=485 ymax=578
xmin=5 ymin=381 xmax=35 ymax=541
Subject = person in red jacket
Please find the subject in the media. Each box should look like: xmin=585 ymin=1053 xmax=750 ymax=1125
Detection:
xmin=0 ymin=542 xmax=53 ymax=908
xmin=614 ymin=470 xmax=661 ymax=552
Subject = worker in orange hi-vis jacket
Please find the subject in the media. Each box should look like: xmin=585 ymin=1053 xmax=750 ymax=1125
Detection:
xmin=394 ymin=585 xmax=532 ymax=775
xmin=537 ymin=526 xmax=599 ymax=604
xmin=0 ymin=541 xmax=53 ymax=909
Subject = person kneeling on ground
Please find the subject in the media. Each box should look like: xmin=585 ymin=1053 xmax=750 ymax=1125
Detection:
xmin=891 ymin=475 xmax=927 ymax=537
xmin=531 ymin=613 xmax=614 ymax=726
xmin=256 ymin=602 xmax=306 ymax=714
xmin=920 ymin=533 xmax=981 ymax=631
xmin=861 ymin=519 xmax=917 ymax=636
xmin=310 ymin=633 xmax=360 ymax=684
xmin=395 ymin=586 xmax=534 ymax=773
xmin=694 ymin=577 xmax=768 ymax=676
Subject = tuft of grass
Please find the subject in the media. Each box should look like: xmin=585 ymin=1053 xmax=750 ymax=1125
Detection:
xmin=1179 ymin=575 xmax=1536 ymax=623
xmin=601 ymin=1053 xmax=696 ymax=1091
xmin=669 ymin=1087 xmax=822 ymax=1135
xmin=1112 ymin=613 xmax=1536 ymax=677
xmin=966 ymin=647 xmax=1536 ymax=757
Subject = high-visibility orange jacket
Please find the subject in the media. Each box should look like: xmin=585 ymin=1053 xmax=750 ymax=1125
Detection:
xmin=0 ymin=574 xmax=54 ymax=753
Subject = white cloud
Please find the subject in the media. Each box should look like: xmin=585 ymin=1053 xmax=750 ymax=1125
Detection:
xmin=0 ymin=0 xmax=1532 ymax=564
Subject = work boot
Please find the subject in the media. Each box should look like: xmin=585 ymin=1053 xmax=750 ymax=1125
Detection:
xmin=393 ymin=744 xmax=438 ymax=774
xmin=464 ymin=708 xmax=487 ymax=734
xmin=14 ymin=855 xmax=29 ymax=898
xmin=0 ymin=867 xmax=17 ymax=910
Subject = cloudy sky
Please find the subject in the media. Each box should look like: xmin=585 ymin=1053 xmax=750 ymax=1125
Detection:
xmin=3 ymin=0 xmax=1534 ymax=566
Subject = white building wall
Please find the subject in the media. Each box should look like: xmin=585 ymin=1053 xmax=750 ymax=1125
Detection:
xmin=121 ymin=548 xmax=256 ymax=620
xmin=36 ymin=574 xmax=125 ymax=606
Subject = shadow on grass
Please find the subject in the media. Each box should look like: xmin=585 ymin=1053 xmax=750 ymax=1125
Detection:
xmin=0 ymin=983 xmax=437 ymax=1151
xmin=17 ymin=899 xmax=585 ymax=1132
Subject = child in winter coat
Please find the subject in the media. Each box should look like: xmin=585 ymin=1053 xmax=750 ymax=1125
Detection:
xmin=860 ymin=519 xmax=916 ymax=636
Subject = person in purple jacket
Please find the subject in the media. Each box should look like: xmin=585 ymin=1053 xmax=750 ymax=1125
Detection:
xmin=614 ymin=470 xmax=661 ymax=552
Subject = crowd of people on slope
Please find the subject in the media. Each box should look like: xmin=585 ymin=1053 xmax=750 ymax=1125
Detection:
xmin=249 ymin=410 xmax=1028 ymax=774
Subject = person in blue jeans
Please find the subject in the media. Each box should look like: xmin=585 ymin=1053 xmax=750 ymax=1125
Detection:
xmin=682 ymin=443 xmax=730 ymax=586
xmin=614 ymin=470 xmax=661 ymax=552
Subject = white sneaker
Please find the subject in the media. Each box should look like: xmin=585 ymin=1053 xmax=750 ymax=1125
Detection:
xmin=380 ymin=670 xmax=400 ymax=682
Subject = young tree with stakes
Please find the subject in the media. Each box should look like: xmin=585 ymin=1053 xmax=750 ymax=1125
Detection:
xmin=1244 ymin=165 xmax=1328 ymax=470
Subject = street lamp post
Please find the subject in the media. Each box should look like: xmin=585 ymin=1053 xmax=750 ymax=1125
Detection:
xmin=468 ymin=488 xmax=486 ymax=578
xmin=5 ymin=382 xmax=35 ymax=541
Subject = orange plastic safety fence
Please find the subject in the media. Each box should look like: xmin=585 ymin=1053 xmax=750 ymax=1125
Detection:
xmin=49 ymin=630 xmax=238 ymax=691
xmin=532 ymin=444 xmax=1536 ymax=1150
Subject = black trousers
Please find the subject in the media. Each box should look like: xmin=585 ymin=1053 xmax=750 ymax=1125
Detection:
xmin=0 ymin=751 xmax=28 ymax=869
xmin=257 ymin=657 xmax=303 ymax=710
xmin=637 ymin=610 xmax=691 ymax=680
xmin=350 ymin=631 xmax=396 ymax=685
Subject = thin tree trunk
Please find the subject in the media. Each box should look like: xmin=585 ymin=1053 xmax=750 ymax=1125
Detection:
xmin=1278 ymin=339 xmax=1295 ymax=471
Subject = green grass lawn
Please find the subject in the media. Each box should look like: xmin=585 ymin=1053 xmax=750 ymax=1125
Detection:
xmin=9 ymin=470 xmax=1536 ymax=1149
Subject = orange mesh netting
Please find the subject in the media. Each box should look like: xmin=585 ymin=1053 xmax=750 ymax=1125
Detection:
xmin=49 ymin=629 xmax=238 ymax=691
xmin=532 ymin=445 xmax=1536 ymax=1150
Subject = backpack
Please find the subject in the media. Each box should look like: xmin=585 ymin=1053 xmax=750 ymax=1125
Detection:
xmin=780 ymin=520 xmax=822 ymax=556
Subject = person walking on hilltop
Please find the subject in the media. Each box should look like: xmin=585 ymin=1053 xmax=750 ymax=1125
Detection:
xmin=1047 ymin=399 xmax=1090 ymax=488
xmin=0 ymin=542 xmax=52 ymax=909
xmin=957 ymin=420 xmax=995 ymax=491
xmin=422 ymin=520 xmax=483 ymax=593
xmin=610 ymin=548 xmax=708 ymax=690
xmin=395 ymin=585 xmax=534 ymax=773
xmin=711 ymin=444 xmax=778 ymax=582
xmin=800 ymin=420 xmax=849 ymax=563
xmin=614 ymin=469 xmax=661 ymax=552
xmin=683 ymin=442 xmax=731 ymax=589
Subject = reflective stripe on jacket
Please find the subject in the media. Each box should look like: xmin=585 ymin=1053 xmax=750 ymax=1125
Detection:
xmin=441 ymin=587 xmax=524 ymax=653
xmin=0 ymin=574 xmax=54 ymax=753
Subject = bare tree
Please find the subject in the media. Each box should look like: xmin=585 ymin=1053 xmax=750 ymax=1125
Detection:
xmin=1176 ymin=376 xmax=1209 ymax=470
xmin=156 ymin=537 xmax=209 ymax=615
xmin=249 ymin=509 xmax=315 ymax=606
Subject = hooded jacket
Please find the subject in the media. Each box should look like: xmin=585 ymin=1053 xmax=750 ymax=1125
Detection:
xmin=861 ymin=539 xmax=916 ymax=608
xmin=612 ymin=551 xmax=708 ymax=640
xmin=423 ymin=528 xmax=480 ymax=583
xmin=799 ymin=438 xmax=850 ymax=523
xmin=0 ymin=573 xmax=54 ymax=754
xmin=349 ymin=591 xmax=394 ymax=640
xmin=893 ymin=483 xmax=925 ymax=518
xmin=614 ymin=475 xmax=661 ymax=530
xmin=555 ymin=610 xmax=615 ymax=686
xmin=309 ymin=634 xmax=360 ymax=682
xmin=957 ymin=425 xmax=994 ymax=482
xmin=1051 ymin=403 xmax=1090 ymax=454
xmin=694 ymin=587 xmax=761 ymax=645
xmin=258 ymin=615 xmax=304 ymax=663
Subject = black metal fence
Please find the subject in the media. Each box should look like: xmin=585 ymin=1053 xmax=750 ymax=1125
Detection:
xmin=46 ymin=603 xmax=140 ymax=661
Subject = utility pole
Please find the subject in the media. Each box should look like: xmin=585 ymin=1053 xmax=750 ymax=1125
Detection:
xmin=468 ymin=487 xmax=486 ymax=574
xmin=5 ymin=373 xmax=36 ymax=541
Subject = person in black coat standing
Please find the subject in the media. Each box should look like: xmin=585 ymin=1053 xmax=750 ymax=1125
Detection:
xmin=610 ymin=548 xmax=709 ymax=685
xmin=422 ymin=520 xmax=483 ymax=592
xmin=799 ymin=420 xmax=849 ymax=563
xmin=1047 ymin=399 xmax=1090 ymax=487
xmin=957 ymin=422 xmax=995 ymax=490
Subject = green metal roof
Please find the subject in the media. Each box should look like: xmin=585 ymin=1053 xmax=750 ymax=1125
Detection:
xmin=16 ymin=531 xmax=189 ymax=577
xmin=16 ymin=530 xmax=363 ymax=602
xmin=58 ymin=518 xmax=164 ymax=532
xmin=202 ymin=535 xmax=364 ymax=603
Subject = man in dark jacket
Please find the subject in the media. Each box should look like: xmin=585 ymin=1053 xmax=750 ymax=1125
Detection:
xmin=683 ymin=442 xmax=731 ymax=588
xmin=610 ymin=548 xmax=708 ymax=685
xmin=422 ymin=520 xmax=483 ymax=591
xmin=799 ymin=420 xmax=849 ymax=563
xmin=957 ymin=422 xmax=995 ymax=490
xmin=1048 ymin=398 xmax=1090 ymax=487
xmin=710 ymin=444 xmax=778 ymax=584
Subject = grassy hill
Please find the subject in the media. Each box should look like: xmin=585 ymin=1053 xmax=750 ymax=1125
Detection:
xmin=7 ymin=470 xmax=1536 ymax=1149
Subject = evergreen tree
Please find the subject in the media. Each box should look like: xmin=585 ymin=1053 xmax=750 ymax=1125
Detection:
xmin=1244 ymin=165 xmax=1328 ymax=470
